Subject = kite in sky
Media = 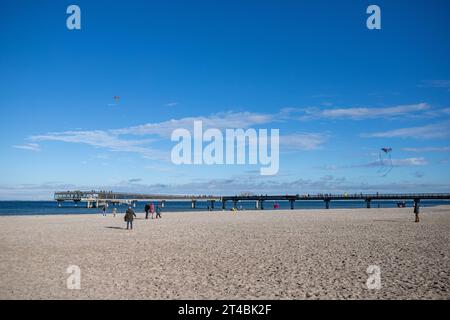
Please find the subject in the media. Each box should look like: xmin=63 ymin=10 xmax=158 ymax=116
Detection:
xmin=378 ymin=147 xmax=393 ymax=176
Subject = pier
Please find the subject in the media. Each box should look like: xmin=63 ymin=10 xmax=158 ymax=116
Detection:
xmin=54 ymin=190 xmax=220 ymax=209
xmin=221 ymin=193 xmax=450 ymax=222
xmin=55 ymin=191 xmax=450 ymax=217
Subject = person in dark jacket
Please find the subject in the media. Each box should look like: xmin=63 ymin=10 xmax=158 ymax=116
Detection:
xmin=414 ymin=201 xmax=420 ymax=223
xmin=144 ymin=203 xmax=151 ymax=219
xmin=124 ymin=206 xmax=137 ymax=229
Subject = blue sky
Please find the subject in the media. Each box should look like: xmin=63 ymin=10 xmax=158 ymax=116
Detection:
xmin=1 ymin=0 xmax=450 ymax=199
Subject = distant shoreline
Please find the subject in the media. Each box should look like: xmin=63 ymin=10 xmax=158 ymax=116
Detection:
xmin=1 ymin=204 xmax=450 ymax=218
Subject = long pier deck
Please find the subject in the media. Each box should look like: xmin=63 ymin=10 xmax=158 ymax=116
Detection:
xmin=222 ymin=193 xmax=450 ymax=210
xmin=54 ymin=191 xmax=450 ymax=212
xmin=54 ymin=190 xmax=220 ymax=209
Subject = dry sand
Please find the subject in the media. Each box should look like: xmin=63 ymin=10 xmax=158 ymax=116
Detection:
xmin=0 ymin=206 xmax=449 ymax=300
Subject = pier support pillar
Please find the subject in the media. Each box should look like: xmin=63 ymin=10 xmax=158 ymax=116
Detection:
xmin=414 ymin=199 xmax=420 ymax=223
xmin=191 ymin=200 xmax=197 ymax=209
xmin=325 ymin=199 xmax=330 ymax=209
xmin=255 ymin=200 xmax=260 ymax=210
xmin=260 ymin=200 xmax=265 ymax=210
xmin=233 ymin=200 xmax=238 ymax=210
xmin=222 ymin=200 xmax=226 ymax=210
xmin=290 ymin=199 xmax=295 ymax=210
xmin=210 ymin=200 xmax=215 ymax=210
xmin=366 ymin=199 xmax=371 ymax=209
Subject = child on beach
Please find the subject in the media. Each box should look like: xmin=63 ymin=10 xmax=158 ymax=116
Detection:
xmin=124 ymin=206 xmax=137 ymax=229
xmin=155 ymin=204 xmax=162 ymax=219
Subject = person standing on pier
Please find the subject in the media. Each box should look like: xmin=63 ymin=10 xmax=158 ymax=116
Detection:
xmin=124 ymin=206 xmax=137 ymax=230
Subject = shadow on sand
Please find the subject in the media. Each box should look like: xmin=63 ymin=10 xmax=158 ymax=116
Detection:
xmin=105 ymin=226 xmax=128 ymax=230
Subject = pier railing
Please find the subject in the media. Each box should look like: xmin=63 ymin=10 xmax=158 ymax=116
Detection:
xmin=54 ymin=190 xmax=450 ymax=215
xmin=55 ymin=191 xmax=450 ymax=202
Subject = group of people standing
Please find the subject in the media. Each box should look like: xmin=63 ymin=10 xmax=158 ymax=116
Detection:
xmin=102 ymin=202 xmax=162 ymax=230
xmin=144 ymin=202 xmax=162 ymax=220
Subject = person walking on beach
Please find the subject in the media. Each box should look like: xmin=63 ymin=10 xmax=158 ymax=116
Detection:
xmin=112 ymin=207 xmax=117 ymax=217
xmin=150 ymin=202 xmax=155 ymax=219
xmin=102 ymin=205 xmax=107 ymax=216
xmin=144 ymin=203 xmax=150 ymax=219
xmin=124 ymin=206 xmax=137 ymax=230
xmin=155 ymin=203 xmax=162 ymax=219
xmin=414 ymin=201 xmax=420 ymax=223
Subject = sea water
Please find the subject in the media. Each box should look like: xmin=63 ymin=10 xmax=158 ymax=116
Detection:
xmin=0 ymin=200 xmax=449 ymax=216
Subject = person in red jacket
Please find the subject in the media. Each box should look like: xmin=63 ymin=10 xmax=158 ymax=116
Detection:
xmin=149 ymin=202 xmax=155 ymax=219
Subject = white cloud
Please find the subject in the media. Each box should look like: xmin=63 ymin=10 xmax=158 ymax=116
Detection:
xmin=364 ymin=157 xmax=427 ymax=168
xmin=391 ymin=157 xmax=428 ymax=166
xmin=401 ymin=146 xmax=450 ymax=153
xmin=13 ymin=143 xmax=41 ymax=152
xmin=281 ymin=133 xmax=328 ymax=150
xmin=320 ymin=103 xmax=430 ymax=119
xmin=318 ymin=157 xmax=428 ymax=170
xmin=26 ymin=111 xmax=294 ymax=160
xmin=362 ymin=122 xmax=450 ymax=139
xmin=282 ymin=103 xmax=431 ymax=120
xmin=112 ymin=111 xmax=275 ymax=137
xmin=30 ymin=130 xmax=166 ymax=160
xmin=418 ymin=80 xmax=450 ymax=91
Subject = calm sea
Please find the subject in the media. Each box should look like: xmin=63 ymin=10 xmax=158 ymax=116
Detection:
xmin=0 ymin=200 xmax=449 ymax=216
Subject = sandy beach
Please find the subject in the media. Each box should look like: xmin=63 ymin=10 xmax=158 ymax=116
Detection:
xmin=0 ymin=206 xmax=449 ymax=300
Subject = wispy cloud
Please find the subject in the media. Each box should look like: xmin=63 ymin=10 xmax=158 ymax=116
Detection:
xmin=281 ymin=103 xmax=431 ymax=120
xmin=112 ymin=111 xmax=276 ymax=137
xmin=362 ymin=122 xmax=450 ymax=139
xmin=28 ymin=112 xmax=275 ymax=157
xmin=165 ymin=102 xmax=178 ymax=107
xmin=317 ymin=157 xmax=428 ymax=170
xmin=27 ymin=111 xmax=326 ymax=160
xmin=401 ymin=146 xmax=450 ymax=153
xmin=418 ymin=80 xmax=450 ymax=92
xmin=386 ymin=157 xmax=427 ymax=167
xmin=281 ymin=133 xmax=328 ymax=150
xmin=353 ymin=158 xmax=427 ymax=168
xmin=30 ymin=131 xmax=166 ymax=160
xmin=13 ymin=143 xmax=41 ymax=152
